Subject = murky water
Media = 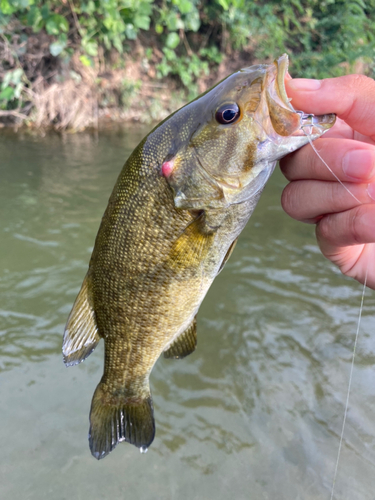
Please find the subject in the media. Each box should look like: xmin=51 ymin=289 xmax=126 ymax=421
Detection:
xmin=1 ymin=129 xmax=374 ymax=500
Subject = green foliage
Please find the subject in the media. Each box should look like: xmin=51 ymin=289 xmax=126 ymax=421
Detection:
xmin=243 ymin=0 xmax=375 ymax=78
xmin=0 ymin=0 xmax=374 ymax=117
xmin=1 ymin=0 xmax=374 ymax=78
xmin=157 ymin=49 xmax=209 ymax=97
xmin=0 ymin=67 xmax=26 ymax=109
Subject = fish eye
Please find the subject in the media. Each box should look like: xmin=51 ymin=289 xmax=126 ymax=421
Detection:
xmin=215 ymin=103 xmax=240 ymax=125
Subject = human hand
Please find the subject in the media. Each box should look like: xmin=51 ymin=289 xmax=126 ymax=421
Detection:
xmin=280 ymin=74 xmax=375 ymax=289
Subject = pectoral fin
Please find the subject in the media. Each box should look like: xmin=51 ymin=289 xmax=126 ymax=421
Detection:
xmin=62 ymin=274 xmax=100 ymax=366
xmin=164 ymin=317 xmax=197 ymax=359
xmin=217 ymin=238 xmax=238 ymax=275
xmin=169 ymin=213 xmax=214 ymax=269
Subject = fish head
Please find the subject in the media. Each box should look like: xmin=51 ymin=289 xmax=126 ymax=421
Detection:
xmin=157 ymin=54 xmax=336 ymax=210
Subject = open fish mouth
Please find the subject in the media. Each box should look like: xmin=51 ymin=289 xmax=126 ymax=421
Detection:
xmin=271 ymin=53 xmax=336 ymax=135
xmin=275 ymin=54 xmax=294 ymax=111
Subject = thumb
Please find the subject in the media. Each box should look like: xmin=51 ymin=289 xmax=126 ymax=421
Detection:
xmin=286 ymin=75 xmax=375 ymax=139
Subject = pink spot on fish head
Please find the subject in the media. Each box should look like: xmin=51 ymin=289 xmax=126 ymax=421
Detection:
xmin=161 ymin=160 xmax=174 ymax=178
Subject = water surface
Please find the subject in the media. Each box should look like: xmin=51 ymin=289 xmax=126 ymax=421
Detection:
xmin=1 ymin=129 xmax=374 ymax=500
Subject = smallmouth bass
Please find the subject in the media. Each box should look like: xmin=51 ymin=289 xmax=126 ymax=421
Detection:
xmin=63 ymin=55 xmax=335 ymax=459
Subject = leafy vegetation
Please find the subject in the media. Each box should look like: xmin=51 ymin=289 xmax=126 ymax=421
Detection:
xmin=0 ymin=0 xmax=374 ymax=126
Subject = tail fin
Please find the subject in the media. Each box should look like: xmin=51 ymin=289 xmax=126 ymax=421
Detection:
xmin=89 ymin=383 xmax=155 ymax=460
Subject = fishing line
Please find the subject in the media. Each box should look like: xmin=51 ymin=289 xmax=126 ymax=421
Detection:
xmin=329 ymin=268 xmax=367 ymax=500
xmin=304 ymin=131 xmax=361 ymax=204
xmin=303 ymin=128 xmax=368 ymax=499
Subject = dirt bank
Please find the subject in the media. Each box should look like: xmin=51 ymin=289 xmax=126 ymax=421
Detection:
xmin=1 ymin=26 xmax=256 ymax=131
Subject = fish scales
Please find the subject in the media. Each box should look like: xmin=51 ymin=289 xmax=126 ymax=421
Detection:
xmin=63 ymin=54 xmax=335 ymax=459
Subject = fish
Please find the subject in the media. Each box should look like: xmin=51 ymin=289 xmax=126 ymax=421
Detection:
xmin=62 ymin=54 xmax=335 ymax=460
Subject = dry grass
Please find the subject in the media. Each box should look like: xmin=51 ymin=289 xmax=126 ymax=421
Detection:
xmin=0 ymin=24 xmax=248 ymax=131
xmin=0 ymin=27 xmax=187 ymax=130
xmin=32 ymin=80 xmax=98 ymax=130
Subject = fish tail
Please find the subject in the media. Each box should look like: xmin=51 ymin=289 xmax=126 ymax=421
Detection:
xmin=88 ymin=382 xmax=155 ymax=460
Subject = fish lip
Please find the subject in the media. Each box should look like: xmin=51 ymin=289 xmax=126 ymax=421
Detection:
xmin=300 ymin=111 xmax=336 ymax=132
xmin=274 ymin=54 xmax=294 ymax=111
xmin=274 ymin=54 xmax=336 ymax=131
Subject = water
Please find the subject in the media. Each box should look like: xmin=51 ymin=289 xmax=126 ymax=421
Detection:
xmin=1 ymin=129 xmax=375 ymax=500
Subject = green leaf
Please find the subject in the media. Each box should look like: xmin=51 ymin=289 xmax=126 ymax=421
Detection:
xmin=176 ymin=0 xmax=193 ymax=15
xmin=163 ymin=47 xmax=177 ymax=60
xmin=82 ymin=39 xmax=98 ymax=56
xmin=79 ymin=54 xmax=93 ymax=67
xmin=46 ymin=15 xmax=69 ymax=35
xmin=112 ymin=35 xmax=123 ymax=54
xmin=14 ymin=82 xmax=23 ymax=99
xmin=2 ymin=70 xmax=13 ymax=88
xmin=41 ymin=4 xmax=49 ymax=20
xmin=155 ymin=23 xmax=163 ymax=34
xmin=185 ymin=9 xmax=200 ymax=32
xmin=125 ymin=23 xmax=137 ymax=40
xmin=180 ymin=70 xmax=192 ymax=86
xmin=27 ymin=5 xmax=41 ymax=27
xmin=0 ymin=0 xmax=15 ymax=15
xmin=138 ymin=1 xmax=153 ymax=16
xmin=11 ymin=68 xmax=23 ymax=83
xmin=83 ymin=0 xmax=95 ymax=14
xmin=217 ymin=0 xmax=229 ymax=10
xmin=166 ymin=32 xmax=180 ymax=49
xmin=165 ymin=12 xmax=184 ymax=31
xmin=0 ymin=86 xmax=15 ymax=101
xmin=134 ymin=14 xmax=150 ymax=31
xmin=49 ymin=40 xmax=67 ymax=57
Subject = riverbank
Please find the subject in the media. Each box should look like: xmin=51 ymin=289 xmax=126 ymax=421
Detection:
xmin=1 ymin=1 xmax=374 ymax=131
xmin=0 ymin=29 xmax=255 ymax=131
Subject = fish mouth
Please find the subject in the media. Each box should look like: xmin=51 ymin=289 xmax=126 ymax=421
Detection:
xmin=274 ymin=54 xmax=294 ymax=111
xmin=272 ymin=53 xmax=336 ymax=135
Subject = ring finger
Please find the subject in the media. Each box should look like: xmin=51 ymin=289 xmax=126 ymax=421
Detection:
xmin=281 ymin=180 xmax=374 ymax=222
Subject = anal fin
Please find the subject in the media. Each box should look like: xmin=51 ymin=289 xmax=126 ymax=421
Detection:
xmin=62 ymin=273 xmax=100 ymax=367
xmin=164 ymin=317 xmax=197 ymax=359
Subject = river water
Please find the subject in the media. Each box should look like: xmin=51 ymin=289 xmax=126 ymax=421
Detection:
xmin=1 ymin=129 xmax=374 ymax=500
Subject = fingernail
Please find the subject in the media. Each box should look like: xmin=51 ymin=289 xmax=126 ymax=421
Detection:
xmin=287 ymin=79 xmax=322 ymax=91
xmin=367 ymin=183 xmax=375 ymax=201
xmin=342 ymin=150 xmax=375 ymax=180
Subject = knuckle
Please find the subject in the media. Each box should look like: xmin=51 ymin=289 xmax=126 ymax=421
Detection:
xmin=316 ymin=216 xmax=332 ymax=243
xmin=349 ymin=205 xmax=364 ymax=244
xmin=281 ymin=183 xmax=296 ymax=216
xmin=347 ymin=74 xmax=374 ymax=90
xmin=340 ymin=75 xmax=375 ymax=123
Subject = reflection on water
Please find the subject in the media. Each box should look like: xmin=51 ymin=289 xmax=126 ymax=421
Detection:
xmin=1 ymin=129 xmax=374 ymax=500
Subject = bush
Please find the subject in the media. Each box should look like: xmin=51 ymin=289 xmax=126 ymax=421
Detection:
xmin=0 ymin=0 xmax=374 ymax=122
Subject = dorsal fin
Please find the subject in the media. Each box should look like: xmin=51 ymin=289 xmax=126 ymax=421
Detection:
xmin=63 ymin=274 xmax=100 ymax=366
xmin=164 ymin=317 xmax=197 ymax=359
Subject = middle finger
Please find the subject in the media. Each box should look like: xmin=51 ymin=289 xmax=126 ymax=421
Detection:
xmin=280 ymin=137 xmax=375 ymax=182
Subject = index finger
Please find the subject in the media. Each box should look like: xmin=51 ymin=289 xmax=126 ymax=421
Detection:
xmin=286 ymin=75 xmax=375 ymax=140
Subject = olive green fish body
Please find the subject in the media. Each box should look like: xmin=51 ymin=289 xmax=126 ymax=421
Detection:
xmin=63 ymin=55 xmax=336 ymax=459
xmin=90 ymin=144 xmax=253 ymax=383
